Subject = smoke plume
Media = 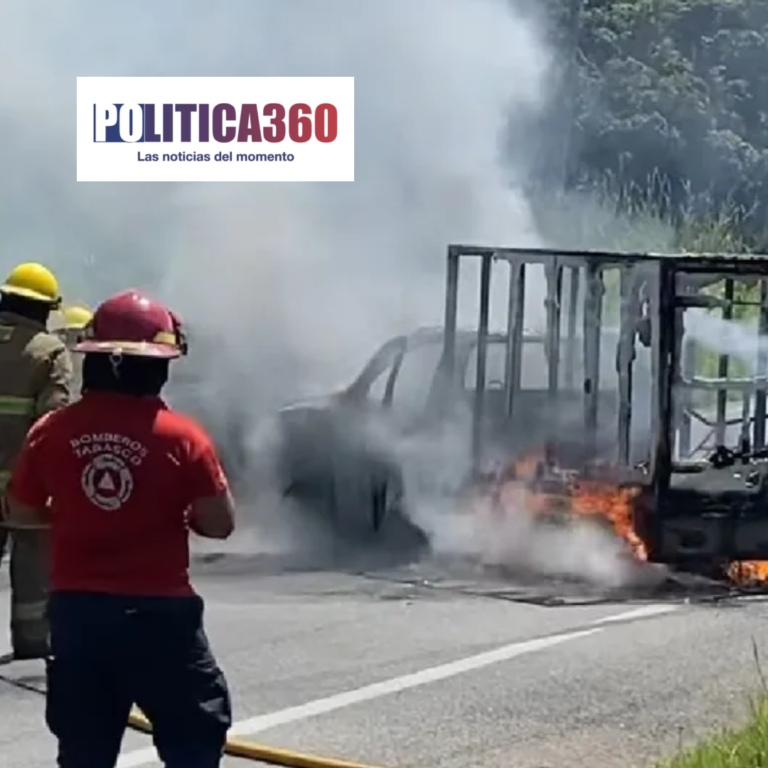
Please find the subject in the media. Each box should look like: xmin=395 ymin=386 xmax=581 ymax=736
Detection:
xmin=685 ymin=308 xmax=764 ymax=372
xmin=0 ymin=0 xmax=550 ymax=397
xmin=1 ymin=0 xmax=642 ymax=586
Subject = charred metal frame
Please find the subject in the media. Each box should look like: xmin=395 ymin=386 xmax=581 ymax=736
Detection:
xmin=442 ymin=245 xmax=768 ymax=565
xmin=650 ymin=256 xmax=768 ymax=563
xmin=657 ymin=257 xmax=768 ymax=463
xmin=442 ymin=244 xmax=655 ymax=471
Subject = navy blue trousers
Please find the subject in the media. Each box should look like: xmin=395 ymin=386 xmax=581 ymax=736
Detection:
xmin=46 ymin=591 xmax=232 ymax=768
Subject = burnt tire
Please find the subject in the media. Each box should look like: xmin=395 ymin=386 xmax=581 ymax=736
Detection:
xmin=283 ymin=468 xmax=428 ymax=558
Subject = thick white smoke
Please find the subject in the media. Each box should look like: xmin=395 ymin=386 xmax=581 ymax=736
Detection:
xmin=1 ymin=0 xmax=641 ymax=586
xmin=0 ymin=0 xmax=550 ymax=403
xmin=685 ymin=308 xmax=764 ymax=372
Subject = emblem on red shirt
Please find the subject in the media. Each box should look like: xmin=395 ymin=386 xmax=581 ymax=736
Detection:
xmin=81 ymin=453 xmax=135 ymax=511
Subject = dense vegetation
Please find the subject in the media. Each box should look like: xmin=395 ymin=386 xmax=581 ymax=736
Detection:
xmin=537 ymin=0 xmax=768 ymax=253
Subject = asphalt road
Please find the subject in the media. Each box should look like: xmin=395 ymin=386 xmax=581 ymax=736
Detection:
xmin=2 ymin=548 xmax=768 ymax=768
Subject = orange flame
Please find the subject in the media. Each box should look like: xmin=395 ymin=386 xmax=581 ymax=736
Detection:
xmin=490 ymin=455 xmax=646 ymax=558
xmin=490 ymin=454 xmax=766 ymax=584
xmin=568 ymin=481 xmax=647 ymax=560
xmin=727 ymin=561 xmax=768 ymax=584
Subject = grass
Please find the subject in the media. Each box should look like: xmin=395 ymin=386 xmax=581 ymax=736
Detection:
xmin=531 ymin=170 xmax=754 ymax=256
xmin=531 ymin=176 xmax=764 ymax=398
xmin=660 ymin=696 xmax=768 ymax=768
xmin=657 ymin=640 xmax=768 ymax=767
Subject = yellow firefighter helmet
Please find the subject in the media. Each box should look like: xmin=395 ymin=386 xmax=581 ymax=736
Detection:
xmin=59 ymin=304 xmax=93 ymax=330
xmin=50 ymin=303 xmax=93 ymax=346
xmin=0 ymin=262 xmax=62 ymax=306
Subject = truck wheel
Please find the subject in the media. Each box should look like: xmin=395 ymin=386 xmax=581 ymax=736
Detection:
xmin=371 ymin=482 xmax=388 ymax=531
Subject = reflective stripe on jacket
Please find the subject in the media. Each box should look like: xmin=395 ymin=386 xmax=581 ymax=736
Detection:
xmin=0 ymin=311 xmax=74 ymax=474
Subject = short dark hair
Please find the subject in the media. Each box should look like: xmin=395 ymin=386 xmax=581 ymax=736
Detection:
xmin=81 ymin=353 xmax=170 ymax=397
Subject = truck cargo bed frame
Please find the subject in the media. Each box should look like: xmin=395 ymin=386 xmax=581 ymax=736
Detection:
xmin=440 ymin=244 xmax=768 ymax=564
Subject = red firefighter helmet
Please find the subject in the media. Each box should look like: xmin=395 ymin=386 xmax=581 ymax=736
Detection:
xmin=73 ymin=290 xmax=187 ymax=359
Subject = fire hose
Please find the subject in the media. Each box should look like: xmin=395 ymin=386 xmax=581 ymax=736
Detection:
xmin=0 ymin=668 xmax=390 ymax=768
xmin=127 ymin=708 xmax=389 ymax=768
xmin=0 ymin=524 xmax=389 ymax=766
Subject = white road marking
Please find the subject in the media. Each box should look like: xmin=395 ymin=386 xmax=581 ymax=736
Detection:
xmin=728 ymin=594 xmax=768 ymax=603
xmin=113 ymin=603 xmax=684 ymax=766
xmin=589 ymin=604 xmax=680 ymax=625
xmin=117 ymin=625 xmax=602 ymax=766
xmin=229 ymin=628 xmax=603 ymax=735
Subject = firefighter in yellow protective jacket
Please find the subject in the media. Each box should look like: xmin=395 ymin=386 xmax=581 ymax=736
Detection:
xmin=49 ymin=304 xmax=93 ymax=398
xmin=0 ymin=262 xmax=73 ymax=661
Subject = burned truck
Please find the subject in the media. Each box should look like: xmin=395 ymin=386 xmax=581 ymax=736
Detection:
xmin=272 ymin=244 xmax=768 ymax=577
xmin=441 ymin=245 xmax=768 ymax=575
xmin=273 ymin=323 xmax=628 ymax=554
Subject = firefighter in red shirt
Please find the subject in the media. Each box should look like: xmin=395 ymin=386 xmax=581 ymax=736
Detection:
xmin=3 ymin=289 xmax=235 ymax=768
